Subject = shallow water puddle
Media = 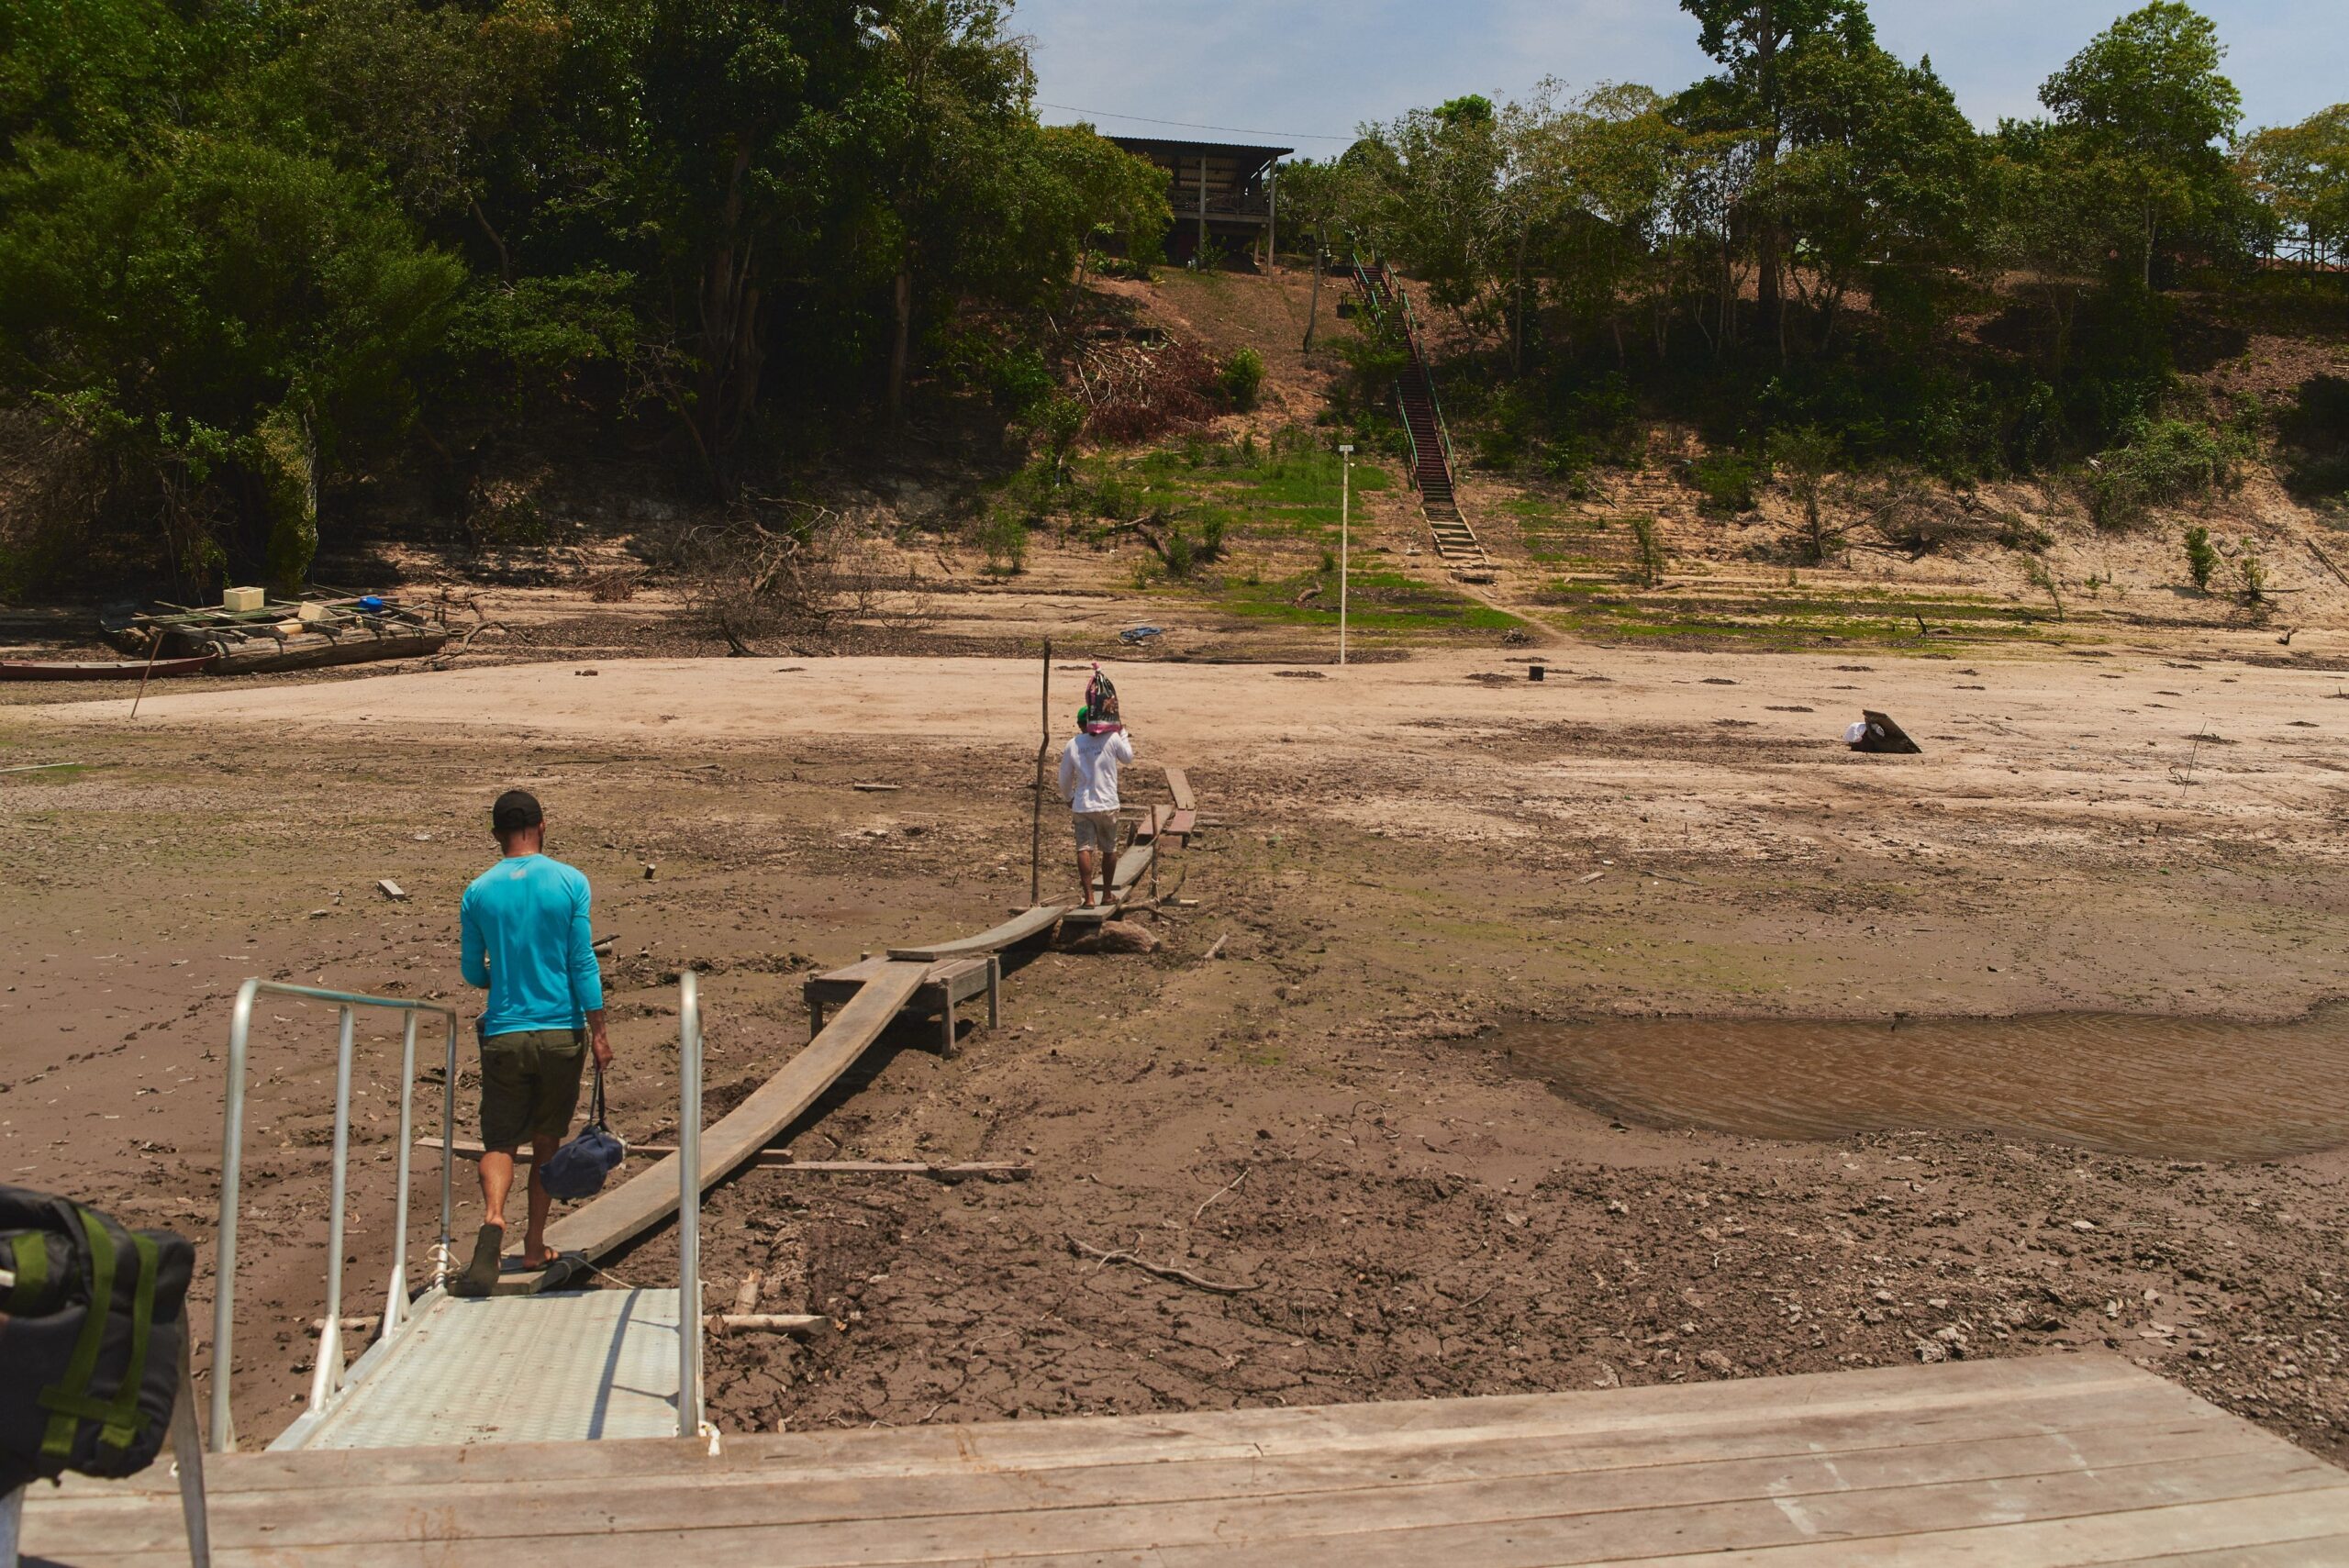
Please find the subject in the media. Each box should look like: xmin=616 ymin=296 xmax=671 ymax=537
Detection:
xmin=1485 ymin=1010 xmax=2349 ymax=1161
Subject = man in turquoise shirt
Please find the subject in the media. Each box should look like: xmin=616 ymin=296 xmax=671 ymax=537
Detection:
xmin=454 ymin=790 xmax=611 ymax=1294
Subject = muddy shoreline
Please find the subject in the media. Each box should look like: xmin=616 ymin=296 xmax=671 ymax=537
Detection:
xmin=6 ymin=641 xmax=2349 ymax=1462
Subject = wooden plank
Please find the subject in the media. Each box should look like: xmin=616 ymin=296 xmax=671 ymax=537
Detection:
xmin=1163 ymin=808 xmax=1196 ymax=840
xmin=498 ymin=962 xmax=930 ymax=1291
xmin=1624 ymin=1494 xmax=2349 ymax=1568
xmin=751 ymin=1161 xmax=1028 ymax=1178
xmin=2122 ymin=1534 xmax=2349 ymax=1566
xmin=1163 ymin=764 xmax=1196 ymax=811
xmin=43 ymin=1402 xmax=2292 ymax=1556
xmin=804 ymin=958 xmax=991 ymax=1008
xmin=40 ymin=1358 xmax=2185 ymax=1501
xmin=415 ymin=1141 xmax=1021 ymax=1177
xmin=888 ymin=905 xmax=1063 ymax=962
xmin=37 ymin=1447 xmax=2348 ymax=1566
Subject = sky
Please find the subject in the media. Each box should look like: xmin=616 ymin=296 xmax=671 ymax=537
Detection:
xmin=1019 ymin=0 xmax=2342 ymax=152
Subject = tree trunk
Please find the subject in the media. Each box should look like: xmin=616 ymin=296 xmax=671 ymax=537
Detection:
xmin=696 ymin=140 xmax=763 ymax=495
xmin=1754 ymin=0 xmax=1783 ymax=354
xmin=887 ymin=264 xmax=914 ymax=427
xmin=471 ymin=200 xmax=511 ymax=284
xmin=1301 ymin=225 xmax=1323 ymax=350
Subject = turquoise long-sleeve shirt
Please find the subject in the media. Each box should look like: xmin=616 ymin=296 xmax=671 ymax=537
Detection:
xmin=460 ymin=854 xmax=603 ymax=1037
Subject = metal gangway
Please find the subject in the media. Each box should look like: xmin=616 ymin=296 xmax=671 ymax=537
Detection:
xmin=207 ymin=975 xmax=712 ymax=1455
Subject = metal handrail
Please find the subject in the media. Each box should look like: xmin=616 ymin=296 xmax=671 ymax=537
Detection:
xmin=677 ymin=972 xmax=705 ymax=1439
xmin=1396 ymin=286 xmax=1460 ymax=482
xmin=1350 ymin=253 xmax=1458 ymax=492
xmin=1393 ymin=385 xmax=1423 ymax=481
xmin=209 ymin=979 xmax=460 ymax=1452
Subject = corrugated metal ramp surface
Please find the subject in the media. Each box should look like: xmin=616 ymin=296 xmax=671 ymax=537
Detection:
xmin=282 ymin=1288 xmax=683 ymax=1451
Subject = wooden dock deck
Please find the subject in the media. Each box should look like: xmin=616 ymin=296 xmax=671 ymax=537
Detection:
xmin=28 ymin=1354 xmax=2349 ymax=1564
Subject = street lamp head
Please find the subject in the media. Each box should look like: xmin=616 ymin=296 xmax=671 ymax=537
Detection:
xmin=1338 ymin=443 xmax=1353 ymax=455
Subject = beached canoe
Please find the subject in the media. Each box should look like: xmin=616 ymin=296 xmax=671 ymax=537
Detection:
xmin=0 ymin=654 xmax=218 ymax=682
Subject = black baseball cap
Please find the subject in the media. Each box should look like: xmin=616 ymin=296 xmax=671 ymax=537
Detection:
xmin=492 ymin=790 xmax=543 ymax=834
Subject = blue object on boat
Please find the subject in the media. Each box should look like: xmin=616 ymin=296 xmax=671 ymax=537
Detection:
xmin=1119 ymin=626 xmax=1163 ymax=644
xmin=359 ymin=595 xmax=385 ymax=611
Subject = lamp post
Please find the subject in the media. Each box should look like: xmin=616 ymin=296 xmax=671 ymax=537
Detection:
xmin=1337 ymin=444 xmax=1353 ymax=667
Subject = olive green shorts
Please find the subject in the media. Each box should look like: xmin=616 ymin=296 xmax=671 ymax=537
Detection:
xmin=479 ymin=1028 xmax=586 ymax=1151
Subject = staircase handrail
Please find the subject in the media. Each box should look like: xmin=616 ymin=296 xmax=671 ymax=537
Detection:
xmin=1392 ymin=385 xmax=1422 ymax=482
xmin=1394 ymin=285 xmax=1458 ymax=484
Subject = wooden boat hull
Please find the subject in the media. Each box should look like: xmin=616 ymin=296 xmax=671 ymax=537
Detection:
xmin=0 ymin=654 xmax=218 ymax=682
xmin=173 ymin=626 xmax=450 ymax=674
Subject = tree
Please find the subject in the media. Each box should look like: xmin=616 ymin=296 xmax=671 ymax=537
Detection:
xmin=1037 ymin=123 xmax=1169 ymax=287
xmin=1272 ymin=157 xmax=1354 ymax=348
xmin=2241 ymin=104 xmax=2349 ymax=267
xmin=0 ymin=139 xmax=462 ymax=589
xmin=2037 ymin=1 xmax=2243 ymax=286
xmin=861 ymin=0 xmax=1036 ymax=426
xmin=1545 ymin=83 xmax=1689 ymax=362
xmin=1773 ymin=39 xmax=1979 ymax=349
xmin=1677 ymin=0 xmax=1875 ymax=346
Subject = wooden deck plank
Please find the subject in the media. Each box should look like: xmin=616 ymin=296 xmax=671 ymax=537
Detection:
xmin=1164 ymin=765 xmax=1196 ymax=811
xmin=888 ymin=905 xmax=1064 ymax=962
xmin=49 ymin=1409 xmax=2285 ymax=1555
xmin=30 ymin=1360 xmax=2344 ymax=1566
xmin=49 ymin=1357 xmax=2173 ymax=1496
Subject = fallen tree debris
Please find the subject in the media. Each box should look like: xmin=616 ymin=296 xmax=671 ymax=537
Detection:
xmin=1066 ymin=1234 xmax=1263 ymax=1295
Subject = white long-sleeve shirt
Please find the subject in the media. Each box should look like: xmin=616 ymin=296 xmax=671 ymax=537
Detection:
xmin=1058 ymin=729 xmax=1134 ymax=814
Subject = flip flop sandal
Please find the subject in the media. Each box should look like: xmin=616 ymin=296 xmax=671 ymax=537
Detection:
xmin=451 ymin=1223 xmax=503 ymax=1297
xmin=533 ymin=1253 xmax=591 ymax=1295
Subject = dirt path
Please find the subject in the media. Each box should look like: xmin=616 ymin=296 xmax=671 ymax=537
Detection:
xmin=6 ymin=639 xmax=2349 ymax=1459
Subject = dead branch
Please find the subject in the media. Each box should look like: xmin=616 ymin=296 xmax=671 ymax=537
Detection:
xmin=1190 ymin=1166 xmax=1250 ymax=1225
xmin=1065 ymin=1233 xmax=1263 ymax=1295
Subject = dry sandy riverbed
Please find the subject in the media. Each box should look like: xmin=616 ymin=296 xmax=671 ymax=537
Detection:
xmin=5 ymin=641 xmax=2347 ymax=1458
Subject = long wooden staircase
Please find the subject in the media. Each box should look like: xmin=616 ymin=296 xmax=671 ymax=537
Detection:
xmin=1352 ymin=258 xmax=1492 ymax=573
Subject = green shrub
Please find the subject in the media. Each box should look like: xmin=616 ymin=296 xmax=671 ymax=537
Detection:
xmin=1163 ymin=528 xmax=1197 ymax=579
xmin=2082 ymin=416 xmax=2244 ymax=530
xmin=2182 ymin=525 xmax=2217 ymax=590
xmin=1199 ymin=515 xmax=1228 ymax=559
xmin=2237 ymin=538 xmax=2266 ymax=604
xmin=977 ymin=512 xmax=1028 ymax=575
xmin=1218 ymin=349 xmax=1265 ymax=412
xmin=1686 ymin=451 xmax=1766 ymax=515
xmin=2278 ymin=376 xmax=2349 ymax=501
xmin=1628 ymin=515 xmax=1667 ymax=586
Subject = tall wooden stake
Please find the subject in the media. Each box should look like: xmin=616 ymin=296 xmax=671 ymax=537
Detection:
xmin=1338 ymin=444 xmax=1353 ymax=667
xmin=1030 ymin=638 xmax=1051 ymax=907
xmin=128 ymin=624 xmax=167 ymax=719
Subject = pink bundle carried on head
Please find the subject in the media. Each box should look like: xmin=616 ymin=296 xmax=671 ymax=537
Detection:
xmin=1084 ymin=664 xmax=1123 ymax=734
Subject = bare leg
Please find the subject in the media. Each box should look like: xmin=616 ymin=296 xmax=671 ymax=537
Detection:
xmin=477 ymin=1150 xmax=517 ymax=1239
xmin=522 ymin=1133 xmax=561 ymax=1266
xmin=1076 ymin=848 xmax=1098 ymax=906
xmin=1099 ymin=845 xmax=1116 ymax=908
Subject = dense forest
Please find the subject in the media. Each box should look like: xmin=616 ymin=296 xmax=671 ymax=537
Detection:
xmin=0 ymin=0 xmax=1168 ymax=595
xmin=1 ymin=0 xmax=2343 ymax=601
xmin=1284 ymin=1 xmax=2347 ymax=525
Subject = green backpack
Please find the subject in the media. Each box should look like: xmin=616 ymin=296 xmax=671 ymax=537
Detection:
xmin=1 ymin=1184 xmax=195 ymax=1493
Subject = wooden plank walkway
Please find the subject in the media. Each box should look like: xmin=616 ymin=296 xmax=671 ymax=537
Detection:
xmin=494 ymin=962 xmax=929 ymax=1294
xmin=30 ymin=1356 xmax=2349 ymax=1564
xmin=887 ymin=904 xmax=1065 ymax=962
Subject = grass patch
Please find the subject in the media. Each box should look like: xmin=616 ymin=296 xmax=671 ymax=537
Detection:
xmin=1219 ymin=565 xmax=1522 ymax=636
xmin=1539 ymin=591 xmax=2055 ymax=651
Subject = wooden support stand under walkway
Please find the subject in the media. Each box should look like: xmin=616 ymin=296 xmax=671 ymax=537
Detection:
xmin=30 ymin=1354 xmax=2349 ymax=1563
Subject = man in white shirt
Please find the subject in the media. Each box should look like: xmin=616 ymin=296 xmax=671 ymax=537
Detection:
xmin=1057 ymin=705 xmax=1135 ymax=907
